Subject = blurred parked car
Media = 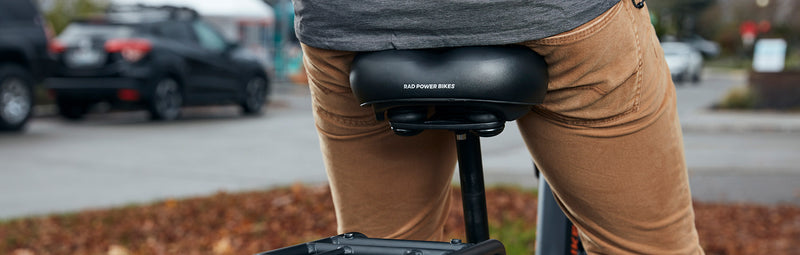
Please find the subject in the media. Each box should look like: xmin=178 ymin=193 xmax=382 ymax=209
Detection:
xmin=683 ymin=34 xmax=721 ymax=58
xmin=113 ymin=0 xmax=277 ymax=78
xmin=662 ymin=42 xmax=704 ymax=85
xmin=0 ymin=0 xmax=50 ymax=131
xmin=45 ymin=5 xmax=270 ymax=120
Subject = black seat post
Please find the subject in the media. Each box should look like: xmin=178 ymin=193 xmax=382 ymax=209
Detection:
xmin=455 ymin=131 xmax=491 ymax=244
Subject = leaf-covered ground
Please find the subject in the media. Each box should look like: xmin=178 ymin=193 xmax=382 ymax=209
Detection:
xmin=1 ymin=184 xmax=798 ymax=255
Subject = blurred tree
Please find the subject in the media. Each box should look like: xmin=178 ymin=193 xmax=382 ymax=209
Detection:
xmin=43 ymin=0 xmax=107 ymax=34
xmin=696 ymin=0 xmax=799 ymax=64
xmin=648 ymin=0 xmax=716 ymax=39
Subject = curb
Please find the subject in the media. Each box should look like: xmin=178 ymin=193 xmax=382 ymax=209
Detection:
xmin=33 ymin=104 xmax=58 ymax=118
xmin=680 ymin=111 xmax=800 ymax=133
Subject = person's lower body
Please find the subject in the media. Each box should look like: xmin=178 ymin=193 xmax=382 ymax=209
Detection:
xmin=299 ymin=0 xmax=704 ymax=253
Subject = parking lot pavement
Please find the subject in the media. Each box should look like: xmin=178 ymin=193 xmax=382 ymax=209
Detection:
xmin=2 ymin=70 xmax=799 ymax=220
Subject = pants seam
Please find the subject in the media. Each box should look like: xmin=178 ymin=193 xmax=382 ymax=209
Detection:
xmin=629 ymin=1 xmax=644 ymax=113
xmin=315 ymin=105 xmax=382 ymax=128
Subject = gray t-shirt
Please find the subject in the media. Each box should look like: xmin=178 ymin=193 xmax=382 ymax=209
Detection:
xmin=293 ymin=0 xmax=619 ymax=51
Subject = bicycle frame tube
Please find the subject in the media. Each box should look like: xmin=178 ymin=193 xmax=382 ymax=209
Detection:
xmin=535 ymin=170 xmax=585 ymax=255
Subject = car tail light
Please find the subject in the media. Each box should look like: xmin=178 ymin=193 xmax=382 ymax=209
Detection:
xmin=46 ymin=21 xmax=65 ymax=54
xmin=48 ymin=40 xmax=66 ymax=54
xmin=117 ymin=89 xmax=141 ymax=101
xmin=105 ymin=39 xmax=152 ymax=62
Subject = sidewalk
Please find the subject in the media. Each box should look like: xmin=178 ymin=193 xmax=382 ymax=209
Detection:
xmin=678 ymin=67 xmax=800 ymax=133
xmin=681 ymin=110 xmax=800 ymax=133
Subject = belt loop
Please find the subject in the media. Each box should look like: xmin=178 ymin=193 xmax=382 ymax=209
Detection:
xmin=631 ymin=0 xmax=645 ymax=9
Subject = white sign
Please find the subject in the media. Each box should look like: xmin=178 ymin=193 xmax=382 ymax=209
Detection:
xmin=752 ymin=38 xmax=787 ymax=72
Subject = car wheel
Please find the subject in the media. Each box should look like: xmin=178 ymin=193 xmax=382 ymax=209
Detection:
xmin=56 ymin=100 xmax=89 ymax=120
xmin=241 ymin=76 xmax=268 ymax=115
xmin=0 ymin=64 xmax=34 ymax=131
xmin=691 ymin=71 xmax=701 ymax=84
xmin=148 ymin=77 xmax=182 ymax=121
xmin=675 ymin=72 xmax=688 ymax=86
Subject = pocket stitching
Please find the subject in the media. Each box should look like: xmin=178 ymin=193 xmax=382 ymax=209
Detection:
xmin=533 ymin=3 xmax=644 ymax=127
xmin=629 ymin=1 xmax=643 ymax=114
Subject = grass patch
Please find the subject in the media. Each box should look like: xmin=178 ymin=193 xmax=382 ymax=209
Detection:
xmin=714 ymin=86 xmax=758 ymax=110
xmin=490 ymin=218 xmax=536 ymax=254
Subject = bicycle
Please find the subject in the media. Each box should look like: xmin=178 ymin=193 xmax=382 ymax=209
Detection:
xmin=258 ymin=45 xmax=584 ymax=255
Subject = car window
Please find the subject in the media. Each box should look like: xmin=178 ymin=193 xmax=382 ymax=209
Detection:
xmin=662 ymin=43 xmax=695 ymax=55
xmin=58 ymin=23 xmax=136 ymax=44
xmin=0 ymin=0 xmax=39 ymax=23
xmin=191 ymin=21 xmax=228 ymax=52
xmin=154 ymin=22 xmax=195 ymax=44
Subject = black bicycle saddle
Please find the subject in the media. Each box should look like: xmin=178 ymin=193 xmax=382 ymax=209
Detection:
xmin=350 ymin=45 xmax=548 ymax=136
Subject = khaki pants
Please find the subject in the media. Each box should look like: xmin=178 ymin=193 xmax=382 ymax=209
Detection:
xmin=300 ymin=1 xmax=704 ymax=254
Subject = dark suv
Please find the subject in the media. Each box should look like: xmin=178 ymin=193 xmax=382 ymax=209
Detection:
xmin=0 ymin=0 xmax=50 ymax=131
xmin=46 ymin=5 xmax=270 ymax=120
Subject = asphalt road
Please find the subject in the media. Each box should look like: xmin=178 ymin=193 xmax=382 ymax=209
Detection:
xmin=1 ymin=69 xmax=798 ymax=220
xmin=0 ymin=84 xmax=326 ymax=220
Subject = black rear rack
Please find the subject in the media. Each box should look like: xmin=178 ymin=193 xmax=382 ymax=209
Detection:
xmin=257 ymin=233 xmax=506 ymax=255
